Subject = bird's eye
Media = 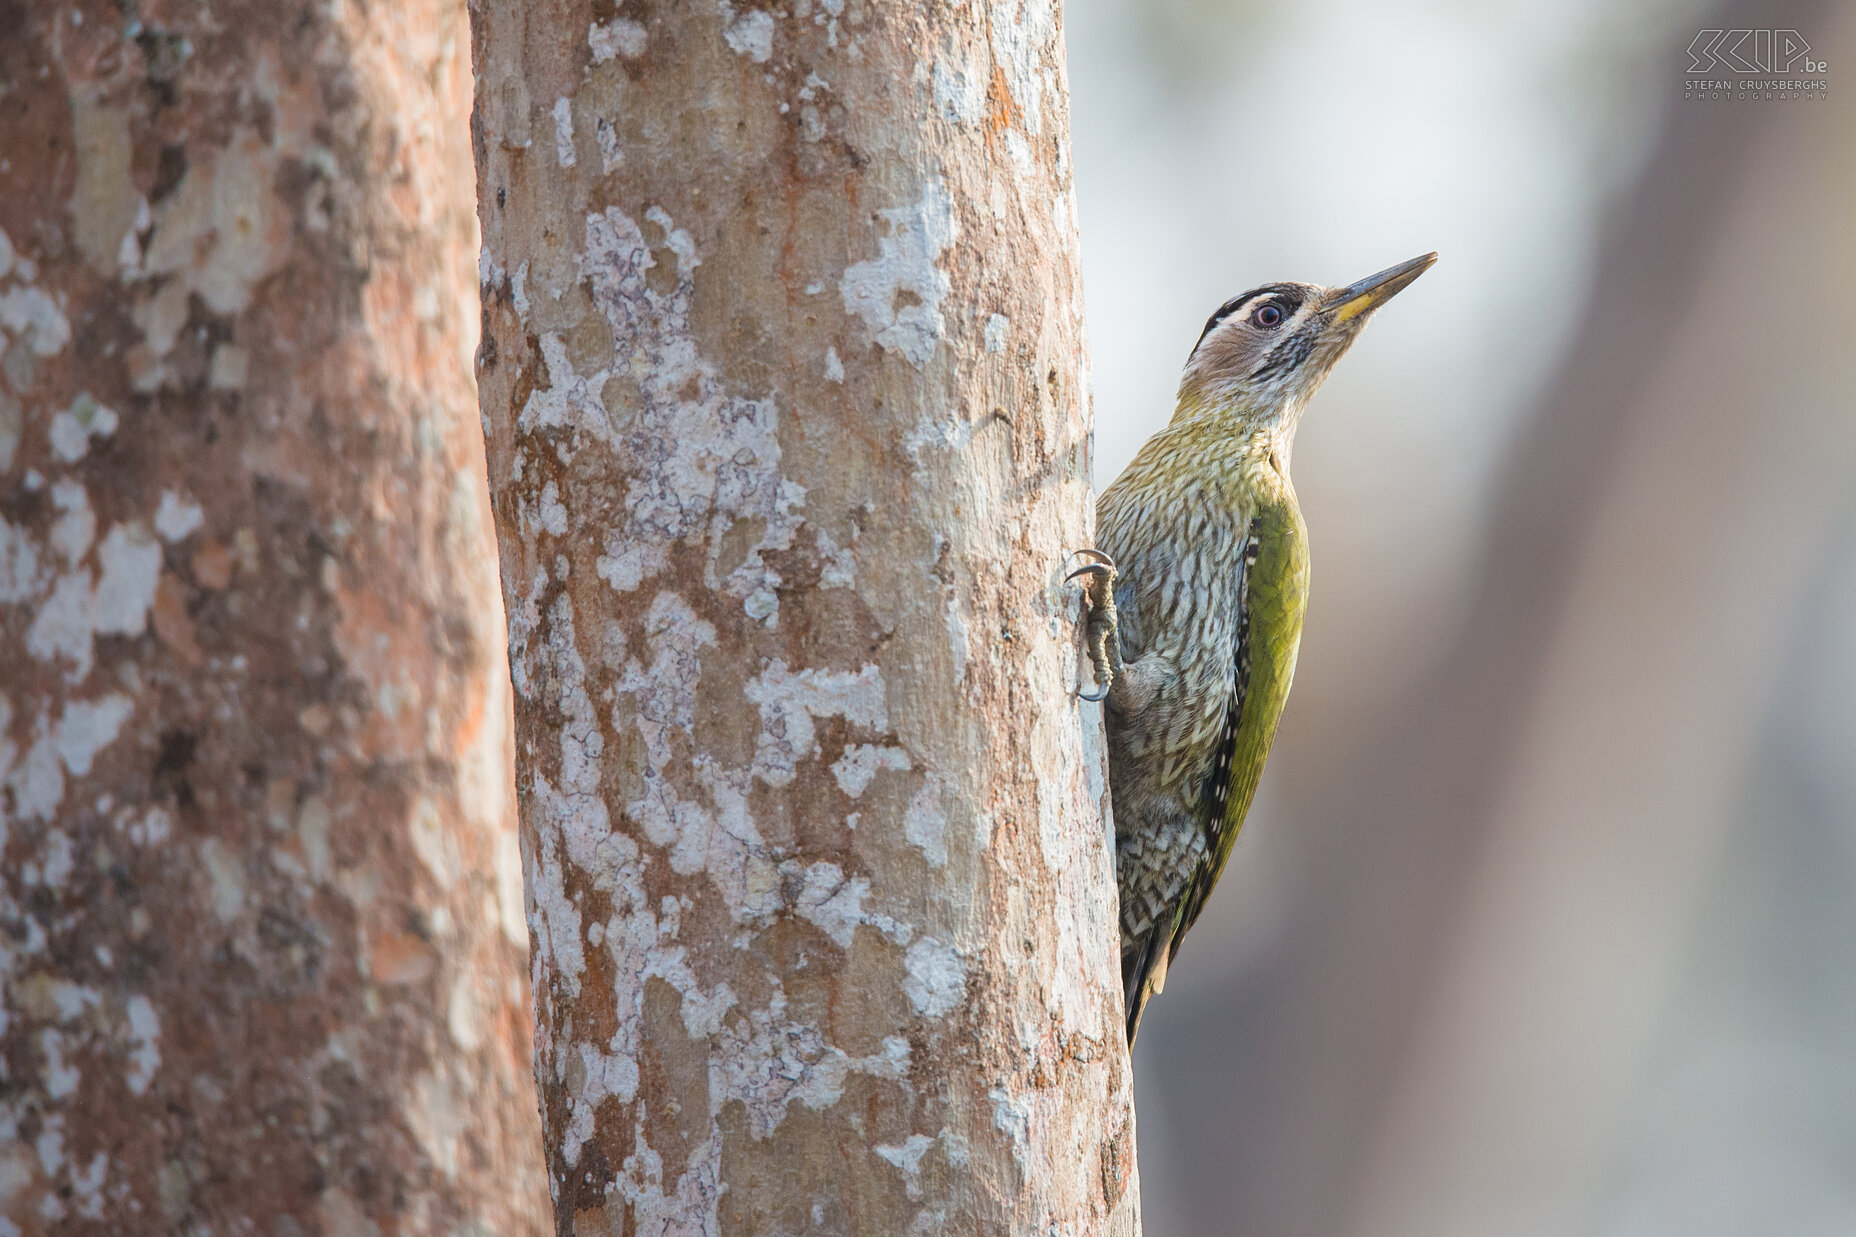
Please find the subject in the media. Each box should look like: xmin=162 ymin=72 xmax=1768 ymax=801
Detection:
xmin=1253 ymin=303 xmax=1284 ymax=328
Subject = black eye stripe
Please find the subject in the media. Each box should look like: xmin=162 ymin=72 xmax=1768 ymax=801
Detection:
xmin=1193 ymin=299 xmax=1248 ymax=351
xmin=1191 ymin=283 xmax=1306 ymax=355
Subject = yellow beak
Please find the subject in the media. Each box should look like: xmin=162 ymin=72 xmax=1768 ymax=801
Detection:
xmin=1324 ymin=252 xmax=1438 ymax=323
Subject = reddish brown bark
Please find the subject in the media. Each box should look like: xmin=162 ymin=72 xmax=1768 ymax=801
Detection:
xmin=0 ymin=3 xmax=547 ymax=1232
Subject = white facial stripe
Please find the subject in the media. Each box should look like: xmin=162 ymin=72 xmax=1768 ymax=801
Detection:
xmin=1209 ymin=290 xmax=1302 ymax=344
xmin=1216 ymin=293 xmax=1269 ymax=332
xmin=1188 ymin=285 xmax=1322 ymax=377
xmin=1243 ymin=292 xmax=1317 ymax=335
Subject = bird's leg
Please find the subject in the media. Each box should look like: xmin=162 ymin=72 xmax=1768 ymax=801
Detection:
xmin=1065 ymin=550 xmax=1121 ymax=702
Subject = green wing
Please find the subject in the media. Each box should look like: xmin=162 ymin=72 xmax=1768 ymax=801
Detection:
xmin=1121 ymin=488 xmax=1308 ymax=1042
xmin=1173 ymin=495 xmax=1309 ymax=950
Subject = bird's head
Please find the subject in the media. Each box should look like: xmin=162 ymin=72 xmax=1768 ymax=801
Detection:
xmin=1177 ymin=252 xmax=1436 ymax=441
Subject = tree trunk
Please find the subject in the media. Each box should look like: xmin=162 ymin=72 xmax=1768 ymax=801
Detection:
xmin=0 ymin=3 xmax=547 ymax=1232
xmin=469 ymin=2 xmax=1138 ymax=1233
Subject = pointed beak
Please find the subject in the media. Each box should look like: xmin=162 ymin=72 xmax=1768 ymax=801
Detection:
xmin=1322 ymin=252 xmax=1437 ymax=323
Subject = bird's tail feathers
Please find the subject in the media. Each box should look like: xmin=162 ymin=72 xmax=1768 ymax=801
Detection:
xmin=1122 ymin=927 xmax=1173 ymax=1045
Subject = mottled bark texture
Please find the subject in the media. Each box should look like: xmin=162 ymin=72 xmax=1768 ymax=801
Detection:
xmin=0 ymin=3 xmax=547 ymax=1233
xmin=470 ymin=1 xmax=1138 ymax=1233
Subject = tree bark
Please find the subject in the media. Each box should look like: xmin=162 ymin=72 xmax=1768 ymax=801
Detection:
xmin=0 ymin=3 xmax=547 ymax=1232
xmin=470 ymin=2 xmax=1138 ymax=1233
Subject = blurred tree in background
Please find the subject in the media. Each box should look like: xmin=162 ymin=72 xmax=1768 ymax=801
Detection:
xmin=0 ymin=4 xmax=546 ymax=1231
xmin=1069 ymin=0 xmax=1856 ymax=1232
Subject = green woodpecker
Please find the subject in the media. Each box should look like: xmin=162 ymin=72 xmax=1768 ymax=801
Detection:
xmin=1071 ymin=252 xmax=1436 ymax=1043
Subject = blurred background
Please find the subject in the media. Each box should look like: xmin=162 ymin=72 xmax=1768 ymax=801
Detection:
xmin=1064 ymin=0 xmax=1856 ymax=1232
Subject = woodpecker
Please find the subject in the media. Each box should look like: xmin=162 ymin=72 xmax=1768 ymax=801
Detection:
xmin=1071 ymin=253 xmax=1437 ymax=1043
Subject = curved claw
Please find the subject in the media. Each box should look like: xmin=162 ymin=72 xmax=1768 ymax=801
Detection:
xmin=1062 ymin=548 xmax=1115 ymax=583
xmin=1065 ymin=548 xmax=1117 ymax=701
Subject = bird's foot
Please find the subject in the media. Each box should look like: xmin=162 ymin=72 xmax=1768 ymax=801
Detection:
xmin=1064 ymin=550 xmax=1119 ymax=702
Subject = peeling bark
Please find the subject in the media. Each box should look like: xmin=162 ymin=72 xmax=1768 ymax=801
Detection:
xmin=470 ymin=1 xmax=1139 ymax=1233
xmin=0 ymin=3 xmax=547 ymax=1232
